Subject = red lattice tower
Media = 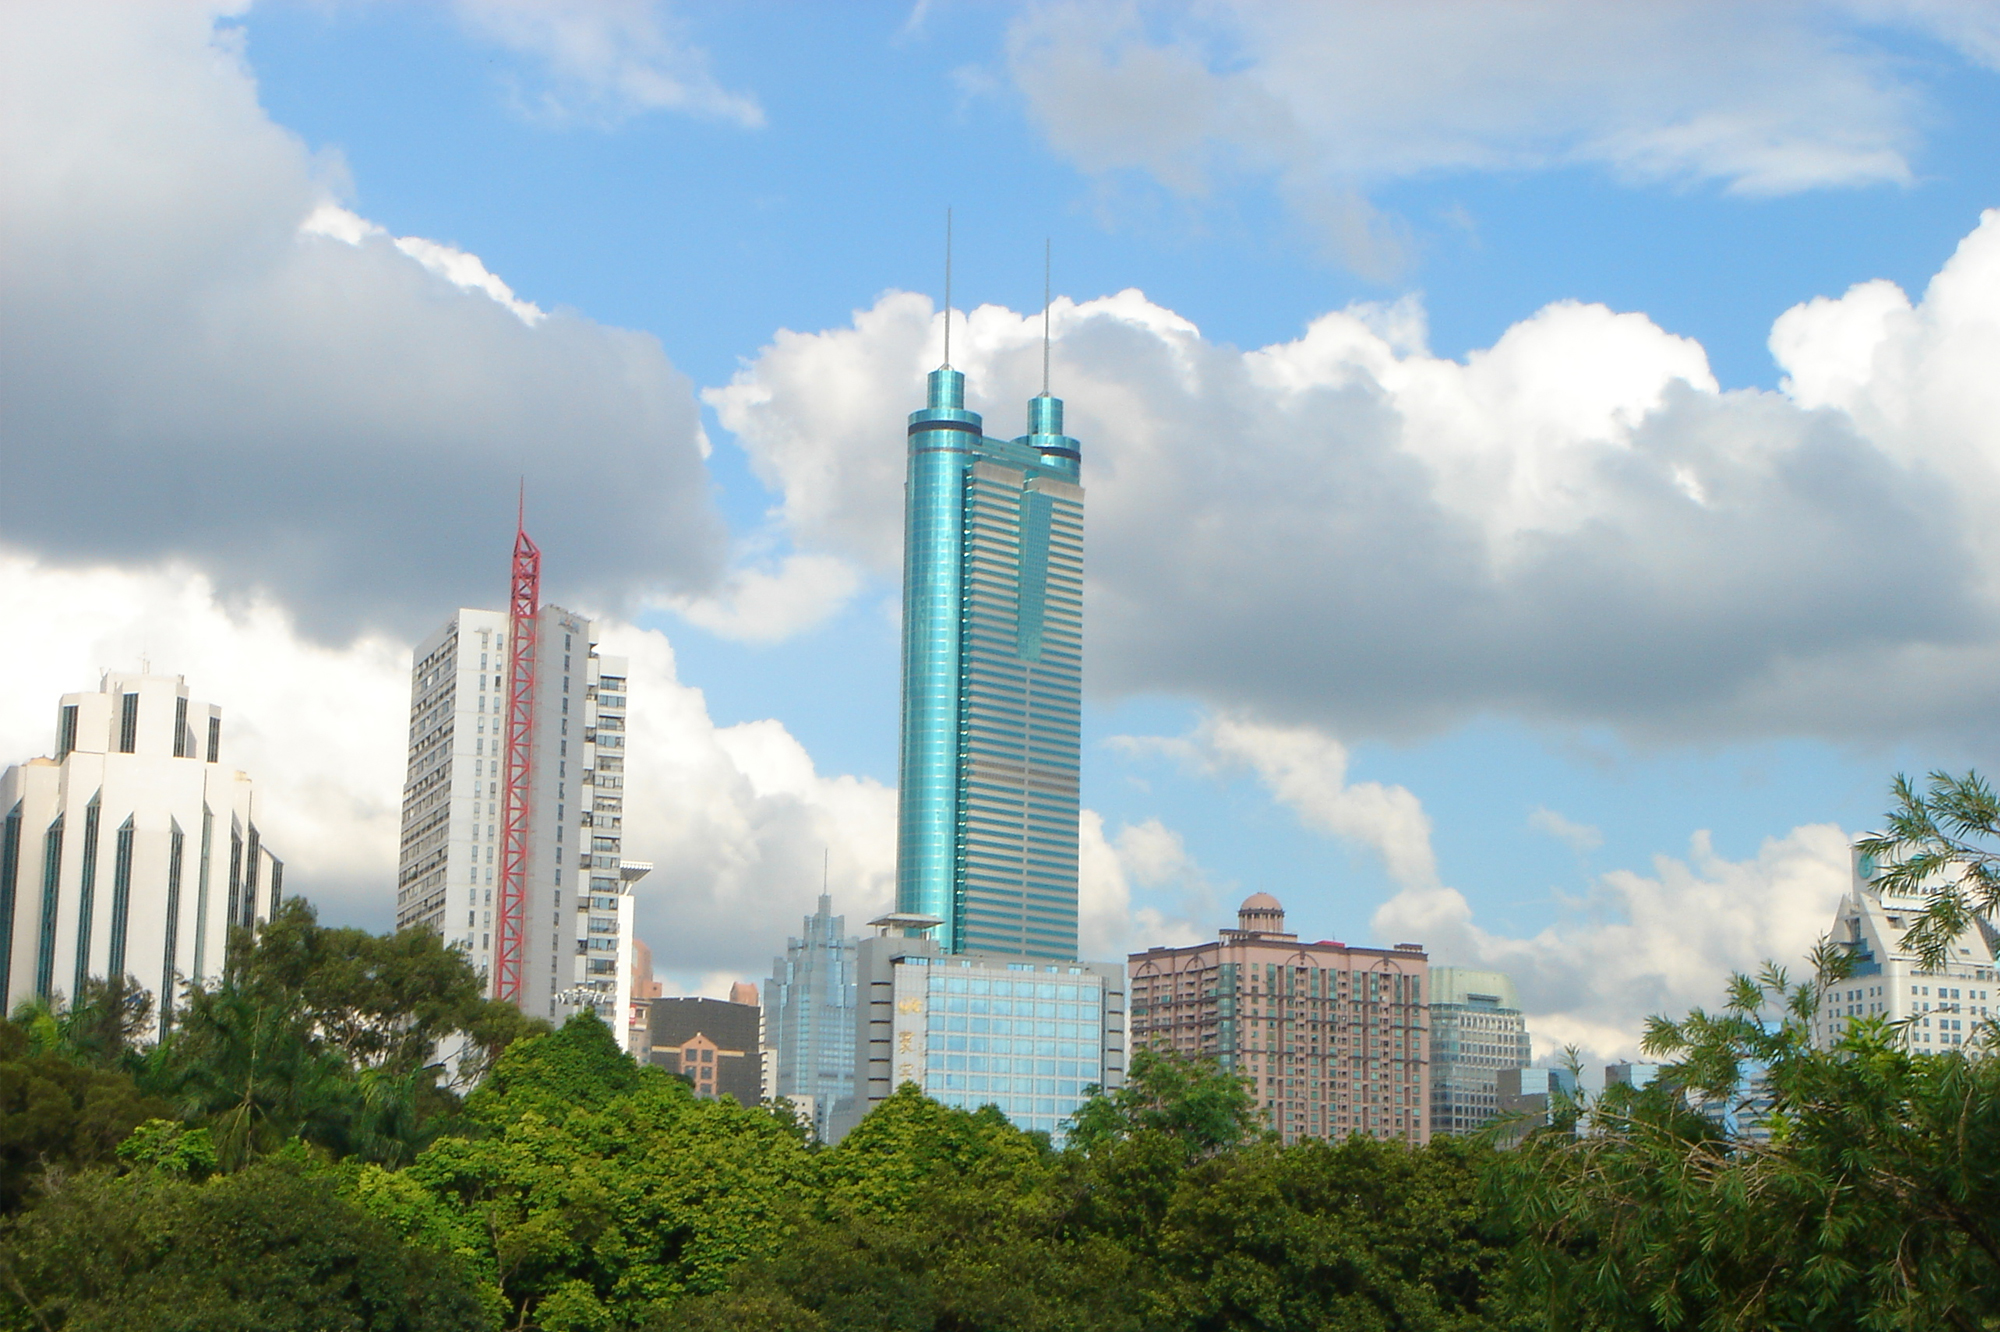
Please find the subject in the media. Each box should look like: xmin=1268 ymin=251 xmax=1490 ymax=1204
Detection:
xmin=494 ymin=505 xmax=540 ymax=1005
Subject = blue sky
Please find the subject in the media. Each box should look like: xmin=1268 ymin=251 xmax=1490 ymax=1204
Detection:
xmin=9 ymin=1 xmax=2000 ymax=1055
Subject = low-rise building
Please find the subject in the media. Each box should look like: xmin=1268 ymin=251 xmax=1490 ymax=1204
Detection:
xmin=648 ymin=995 xmax=761 ymax=1104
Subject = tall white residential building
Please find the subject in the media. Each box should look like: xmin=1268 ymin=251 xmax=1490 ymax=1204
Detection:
xmin=1427 ymin=966 xmax=1531 ymax=1137
xmin=1 ymin=673 xmax=280 ymax=1026
xmin=1814 ymin=845 xmax=1999 ymax=1053
xmin=395 ymin=606 xmax=645 ymax=1047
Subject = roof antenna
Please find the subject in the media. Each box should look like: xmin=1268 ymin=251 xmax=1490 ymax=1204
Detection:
xmin=942 ymin=207 xmax=953 ymax=369
xmin=1041 ymin=237 xmax=1052 ymax=397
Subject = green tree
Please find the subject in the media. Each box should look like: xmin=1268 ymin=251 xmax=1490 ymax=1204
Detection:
xmin=1154 ymin=1135 xmax=1524 ymax=1332
xmin=0 ymin=1156 xmax=493 ymax=1332
xmin=7 ymin=974 xmax=154 ymax=1073
xmin=0 ymin=1018 xmax=167 ymax=1214
xmin=1503 ymin=957 xmax=2000 ymax=1330
xmin=1856 ymin=769 xmax=2000 ymax=975
xmin=361 ymin=1012 xmax=820 ymax=1330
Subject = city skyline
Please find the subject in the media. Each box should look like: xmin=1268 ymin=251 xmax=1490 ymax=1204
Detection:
xmin=11 ymin=3 xmax=2000 ymax=1066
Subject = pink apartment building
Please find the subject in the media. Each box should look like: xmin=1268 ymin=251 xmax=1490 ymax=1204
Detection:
xmin=1128 ymin=894 xmax=1430 ymax=1145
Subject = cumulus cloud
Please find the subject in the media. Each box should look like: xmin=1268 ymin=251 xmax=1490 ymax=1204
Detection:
xmin=0 ymin=2 xmax=726 ymax=639
xmin=1128 ymin=706 xmax=1852 ymax=1056
xmin=713 ymin=213 xmax=2000 ymax=742
xmin=1373 ymin=824 xmax=1853 ymax=1063
xmin=664 ymin=553 xmax=863 ymax=644
xmin=1001 ymin=2 xmax=1963 ymax=269
xmin=452 ymin=0 xmax=762 ymax=127
xmin=1078 ymin=811 xmax=1211 ymax=961
xmin=0 ymin=552 xmax=895 ymax=988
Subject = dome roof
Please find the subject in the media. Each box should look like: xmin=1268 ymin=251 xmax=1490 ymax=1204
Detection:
xmin=1239 ymin=891 xmax=1283 ymax=913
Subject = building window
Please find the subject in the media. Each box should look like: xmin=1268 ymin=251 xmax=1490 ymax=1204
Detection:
xmin=57 ymin=705 xmax=77 ymax=761
xmin=109 ymin=816 xmax=135 ymax=979
xmin=206 ymin=717 xmax=220 ymax=764
xmin=0 ymin=802 xmax=21 ymax=1000
xmin=74 ymin=796 xmax=101 ymax=1000
xmin=119 ymin=693 xmax=139 ymax=754
xmin=173 ymin=696 xmax=189 ymax=758
xmin=161 ymin=820 xmax=184 ymax=1033
xmin=36 ymin=815 xmax=63 ymax=999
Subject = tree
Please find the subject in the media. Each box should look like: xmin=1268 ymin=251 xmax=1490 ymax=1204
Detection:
xmin=1065 ymin=1048 xmax=1261 ymax=1161
xmin=359 ymin=1013 xmax=821 ymax=1330
xmin=1501 ymin=957 xmax=2000 ymax=1331
xmin=7 ymin=975 xmax=154 ymax=1073
xmin=0 ymin=1018 xmax=167 ymax=1215
xmin=1154 ymin=1135 xmax=1525 ymax=1332
xmin=1855 ymin=769 xmax=2000 ymax=973
xmin=0 ymin=1156 xmax=494 ymax=1331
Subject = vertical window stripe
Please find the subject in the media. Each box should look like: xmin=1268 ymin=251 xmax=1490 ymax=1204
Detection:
xmin=109 ymin=816 xmax=134 ymax=979
xmin=74 ymin=796 xmax=101 ymax=998
xmin=35 ymin=815 xmax=62 ymax=999
xmin=193 ymin=806 xmax=212 ymax=983
xmin=118 ymin=694 xmax=138 ymax=754
xmin=0 ymin=802 xmax=20 ymax=1001
xmin=162 ymin=819 xmax=184 ymax=1032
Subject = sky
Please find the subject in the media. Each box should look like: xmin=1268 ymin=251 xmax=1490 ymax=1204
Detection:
xmin=6 ymin=0 xmax=2000 ymax=1062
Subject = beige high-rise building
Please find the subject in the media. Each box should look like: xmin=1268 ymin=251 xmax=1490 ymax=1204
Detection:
xmin=1 ymin=673 xmax=280 ymax=1028
xmin=1129 ymin=894 xmax=1430 ymax=1145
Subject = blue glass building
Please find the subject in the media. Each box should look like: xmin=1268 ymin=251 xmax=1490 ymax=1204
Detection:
xmin=897 ymin=363 xmax=1083 ymax=961
xmin=765 ymin=893 xmax=858 ymax=1141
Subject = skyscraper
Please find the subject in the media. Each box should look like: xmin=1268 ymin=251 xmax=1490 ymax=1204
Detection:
xmin=395 ymin=533 xmax=648 ymax=1046
xmin=1426 ymin=966 xmax=1531 ymax=1137
xmin=766 ymin=893 xmax=858 ymax=1140
xmin=1 ymin=673 xmax=280 ymax=1028
xmin=897 ymin=358 xmax=1084 ymax=961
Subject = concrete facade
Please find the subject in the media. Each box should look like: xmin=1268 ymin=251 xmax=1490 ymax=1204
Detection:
xmin=394 ymin=607 xmax=646 ymax=1046
xmin=1129 ymin=894 xmax=1431 ymax=1146
xmin=1 ymin=673 xmax=279 ymax=1028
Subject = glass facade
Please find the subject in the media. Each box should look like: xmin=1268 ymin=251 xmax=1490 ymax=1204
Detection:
xmin=768 ymin=894 xmax=858 ymax=1139
xmin=906 ymin=959 xmax=1107 ymax=1138
xmin=897 ymin=366 xmax=1084 ymax=961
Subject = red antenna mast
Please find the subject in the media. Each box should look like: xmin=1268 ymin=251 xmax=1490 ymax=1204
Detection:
xmin=494 ymin=486 xmax=540 ymax=1005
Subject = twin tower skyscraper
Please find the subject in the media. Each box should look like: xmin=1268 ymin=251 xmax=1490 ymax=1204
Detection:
xmin=894 ymin=318 xmax=1085 ymax=962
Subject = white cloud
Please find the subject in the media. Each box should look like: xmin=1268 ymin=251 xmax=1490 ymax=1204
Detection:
xmin=0 ymin=553 xmax=896 ymax=989
xmin=1529 ymin=806 xmax=1604 ymax=853
xmin=663 ymin=553 xmax=863 ymax=644
xmin=451 ymin=0 xmax=762 ymax=127
xmin=1373 ymin=824 xmax=1852 ymax=1063
xmin=1078 ymin=811 xmax=1210 ymax=961
xmin=714 ymin=215 xmax=2000 ymax=740
xmin=1002 ymin=2 xmax=1953 ymax=269
xmin=1146 ymin=704 xmax=1853 ymax=1058
xmin=0 ymin=2 xmax=726 ymax=638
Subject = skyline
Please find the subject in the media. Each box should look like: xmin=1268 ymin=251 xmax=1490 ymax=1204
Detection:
xmin=8 ymin=1 xmax=2000 ymax=1063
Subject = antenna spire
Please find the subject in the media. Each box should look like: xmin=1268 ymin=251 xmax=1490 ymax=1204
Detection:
xmin=942 ymin=208 xmax=953 ymax=369
xmin=1041 ymin=238 xmax=1051 ymax=396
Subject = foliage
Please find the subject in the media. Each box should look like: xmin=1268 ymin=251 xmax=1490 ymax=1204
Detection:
xmin=819 ymin=1083 xmax=1056 ymax=1223
xmin=134 ymin=898 xmax=548 ymax=1169
xmin=359 ymin=1012 xmax=821 ymax=1330
xmin=1065 ymin=1047 xmax=1262 ymax=1161
xmin=0 ymin=1018 xmax=167 ymax=1215
xmin=1503 ymin=957 xmax=2000 ymax=1331
xmin=7 ymin=974 xmax=155 ymax=1073
xmin=1855 ymin=769 xmax=2000 ymax=971
xmin=0 ymin=1156 xmax=493 ymax=1332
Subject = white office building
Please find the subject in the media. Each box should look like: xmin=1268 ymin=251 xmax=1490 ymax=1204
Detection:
xmin=1 ymin=673 xmax=280 ymax=1027
xmin=828 ymin=914 xmax=1126 ymax=1143
xmin=395 ymin=607 xmax=645 ymax=1047
xmin=1427 ymin=966 xmax=1531 ymax=1136
xmin=1815 ymin=844 xmax=1999 ymax=1053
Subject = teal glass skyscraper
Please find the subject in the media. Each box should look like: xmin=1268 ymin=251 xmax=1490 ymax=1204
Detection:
xmin=897 ymin=355 xmax=1083 ymax=961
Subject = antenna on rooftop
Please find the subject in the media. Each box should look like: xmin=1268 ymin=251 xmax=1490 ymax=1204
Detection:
xmin=1041 ymin=237 xmax=1052 ymax=396
xmin=942 ymin=207 xmax=954 ymax=369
